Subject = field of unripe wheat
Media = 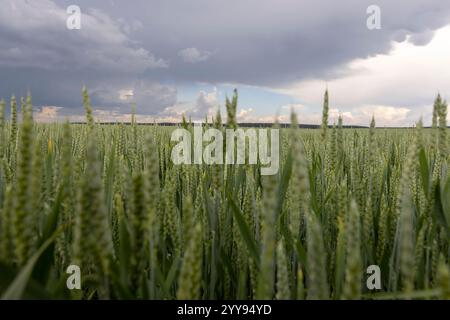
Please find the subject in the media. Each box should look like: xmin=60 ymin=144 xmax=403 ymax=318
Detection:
xmin=0 ymin=89 xmax=449 ymax=300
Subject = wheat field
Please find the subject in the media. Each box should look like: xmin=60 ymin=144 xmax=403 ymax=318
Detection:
xmin=0 ymin=89 xmax=449 ymax=300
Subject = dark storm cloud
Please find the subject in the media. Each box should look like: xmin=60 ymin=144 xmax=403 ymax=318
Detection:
xmin=70 ymin=0 xmax=450 ymax=85
xmin=0 ymin=0 xmax=172 ymax=113
xmin=1 ymin=0 xmax=450 ymax=114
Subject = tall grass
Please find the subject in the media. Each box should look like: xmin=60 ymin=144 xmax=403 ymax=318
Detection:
xmin=0 ymin=90 xmax=448 ymax=300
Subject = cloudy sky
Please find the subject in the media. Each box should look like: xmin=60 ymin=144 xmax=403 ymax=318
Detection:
xmin=1 ymin=0 xmax=450 ymax=126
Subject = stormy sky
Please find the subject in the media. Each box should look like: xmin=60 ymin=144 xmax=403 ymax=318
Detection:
xmin=1 ymin=0 xmax=450 ymax=126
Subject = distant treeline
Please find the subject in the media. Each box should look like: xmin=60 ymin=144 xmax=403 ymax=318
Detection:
xmin=70 ymin=122 xmax=369 ymax=128
xmin=69 ymin=122 xmax=450 ymax=129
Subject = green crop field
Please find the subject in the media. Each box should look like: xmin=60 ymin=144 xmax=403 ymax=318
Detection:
xmin=0 ymin=89 xmax=449 ymax=300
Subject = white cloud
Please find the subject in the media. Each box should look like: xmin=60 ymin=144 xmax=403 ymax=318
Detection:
xmin=233 ymin=107 xmax=287 ymax=123
xmin=34 ymin=107 xmax=182 ymax=123
xmin=160 ymin=102 xmax=192 ymax=118
xmin=118 ymin=89 xmax=134 ymax=101
xmin=236 ymin=108 xmax=254 ymax=121
xmin=275 ymin=25 xmax=450 ymax=126
xmin=355 ymin=105 xmax=411 ymax=126
xmin=192 ymin=89 xmax=218 ymax=116
xmin=160 ymin=88 xmax=218 ymax=120
xmin=34 ymin=106 xmax=62 ymax=122
xmin=91 ymin=81 xmax=177 ymax=114
xmin=178 ymin=47 xmax=212 ymax=63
